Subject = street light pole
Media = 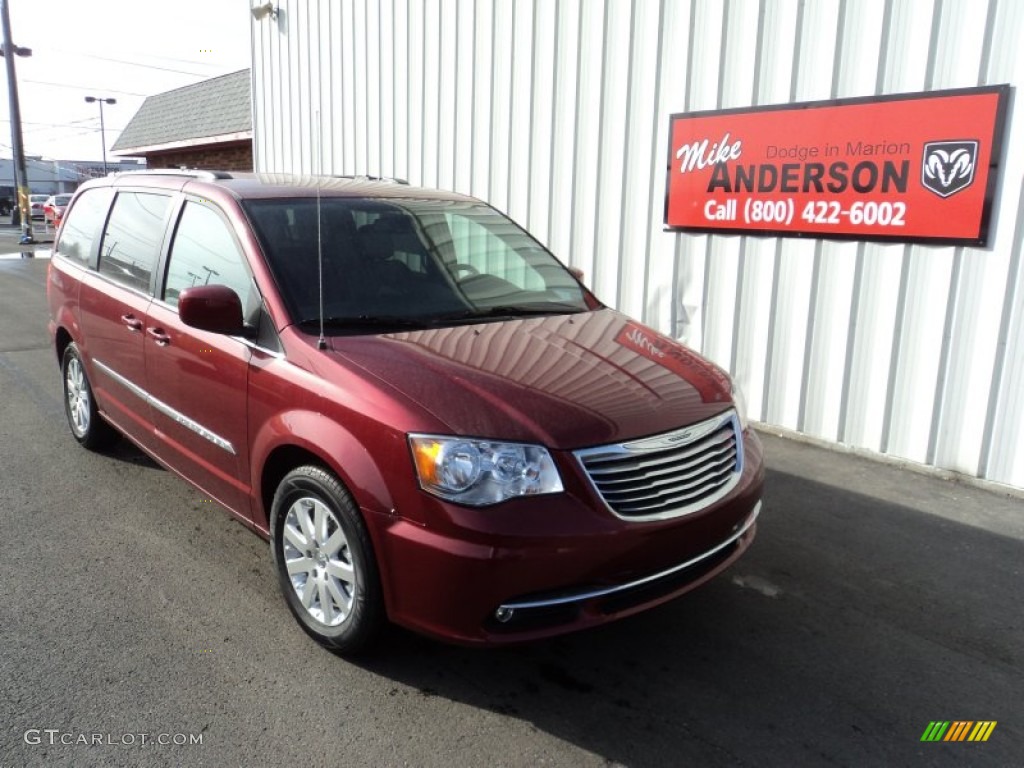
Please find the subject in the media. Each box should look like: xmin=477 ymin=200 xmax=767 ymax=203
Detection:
xmin=84 ymin=96 xmax=116 ymax=175
xmin=0 ymin=0 xmax=35 ymax=244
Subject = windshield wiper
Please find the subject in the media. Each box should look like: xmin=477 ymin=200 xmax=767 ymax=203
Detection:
xmin=300 ymin=305 xmax=587 ymax=333
xmin=300 ymin=315 xmax=434 ymax=331
xmin=437 ymin=304 xmax=587 ymax=322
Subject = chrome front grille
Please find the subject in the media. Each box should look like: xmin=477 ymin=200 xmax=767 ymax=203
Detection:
xmin=574 ymin=410 xmax=743 ymax=521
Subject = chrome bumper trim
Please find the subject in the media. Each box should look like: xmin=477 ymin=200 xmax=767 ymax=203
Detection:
xmin=498 ymin=500 xmax=761 ymax=612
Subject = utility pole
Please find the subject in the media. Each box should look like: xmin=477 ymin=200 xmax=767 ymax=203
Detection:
xmin=0 ymin=0 xmax=34 ymax=243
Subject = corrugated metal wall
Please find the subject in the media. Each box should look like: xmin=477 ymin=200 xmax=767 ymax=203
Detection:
xmin=251 ymin=0 xmax=1024 ymax=490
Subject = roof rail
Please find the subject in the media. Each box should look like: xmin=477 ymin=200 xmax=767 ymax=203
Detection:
xmin=111 ymin=169 xmax=233 ymax=181
xmin=332 ymin=174 xmax=409 ymax=185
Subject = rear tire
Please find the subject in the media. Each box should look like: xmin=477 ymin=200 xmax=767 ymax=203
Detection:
xmin=61 ymin=342 xmax=118 ymax=450
xmin=270 ymin=465 xmax=384 ymax=654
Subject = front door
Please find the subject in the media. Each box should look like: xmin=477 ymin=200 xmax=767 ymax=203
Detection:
xmin=143 ymin=200 xmax=257 ymax=518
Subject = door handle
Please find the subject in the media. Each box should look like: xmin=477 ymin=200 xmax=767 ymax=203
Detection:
xmin=120 ymin=313 xmax=143 ymax=332
xmin=146 ymin=327 xmax=171 ymax=347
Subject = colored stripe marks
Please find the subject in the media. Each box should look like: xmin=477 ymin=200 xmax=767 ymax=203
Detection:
xmin=921 ymin=721 xmax=997 ymax=742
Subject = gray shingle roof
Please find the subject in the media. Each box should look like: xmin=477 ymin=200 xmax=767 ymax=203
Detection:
xmin=112 ymin=70 xmax=251 ymax=152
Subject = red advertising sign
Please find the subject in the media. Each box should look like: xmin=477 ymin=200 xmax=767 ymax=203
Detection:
xmin=665 ymin=86 xmax=1009 ymax=245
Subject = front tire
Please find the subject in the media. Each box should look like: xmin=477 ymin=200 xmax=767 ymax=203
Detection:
xmin=270 ymin=465 xmax=384 ymax=654
xmin=62 ymin=342 xmax=118 ymax=450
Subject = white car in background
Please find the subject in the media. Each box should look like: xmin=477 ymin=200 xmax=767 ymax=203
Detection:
xmin=29 ymin=194 xmax=49 ymax=220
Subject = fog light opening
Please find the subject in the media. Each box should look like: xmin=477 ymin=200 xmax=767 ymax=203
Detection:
xmin=494 ymin=606 xmax=515 ymax=623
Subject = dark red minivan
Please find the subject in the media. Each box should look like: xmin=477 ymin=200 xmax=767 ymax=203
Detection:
xmin=47 ymin=170 xmax=763 ymax=652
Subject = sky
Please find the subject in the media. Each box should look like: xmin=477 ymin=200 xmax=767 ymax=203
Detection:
xmin=1 ymin=0 xmax=252 ymax=163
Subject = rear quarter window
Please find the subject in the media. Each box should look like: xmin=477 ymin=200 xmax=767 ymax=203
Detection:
xmin=55 ymin=187 xmax=115 ymax=265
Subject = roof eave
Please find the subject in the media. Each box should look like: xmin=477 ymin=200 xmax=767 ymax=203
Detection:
xmin=111 ymin=131 xmax=252 ymax=156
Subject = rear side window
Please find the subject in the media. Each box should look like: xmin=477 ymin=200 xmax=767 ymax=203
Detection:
xmin=98 ymin=192 xmax=170 ymax=293
xmin=55 ymin=188 xmax=114 ymax=265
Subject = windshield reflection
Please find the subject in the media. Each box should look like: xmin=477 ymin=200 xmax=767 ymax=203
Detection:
xmin=243 ymin=198 xmax=590 ymax=331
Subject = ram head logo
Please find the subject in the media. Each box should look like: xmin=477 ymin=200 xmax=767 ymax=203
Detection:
xmin=921 ymin=141 xmax=978 ymax=198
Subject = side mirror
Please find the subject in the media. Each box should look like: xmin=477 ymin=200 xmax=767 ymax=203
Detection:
xmin=178 ymin=284 xmax=247 ymax=336
xmin=568 ymin=266 xmax=585 ymax=281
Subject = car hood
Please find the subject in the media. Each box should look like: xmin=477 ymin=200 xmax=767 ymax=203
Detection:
xmin=327 ymin=308 xmax=734 ymax=450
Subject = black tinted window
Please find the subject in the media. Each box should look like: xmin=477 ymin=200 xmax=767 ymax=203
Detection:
xmin=98 ymin=192 xmax=170 ymax=292
xmin=164 ymin=202 xmax=256 ymax=318
xmin=55 ymin=188 xmax=114 ymax=265
xmin=243 ymin=198 xmax=587 ymax=327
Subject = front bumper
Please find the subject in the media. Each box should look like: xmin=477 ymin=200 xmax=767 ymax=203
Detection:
xmin=371 ymin=430 xmax=764 ymax=645
xmin=497 ymin=501 xmax=759 ymax=616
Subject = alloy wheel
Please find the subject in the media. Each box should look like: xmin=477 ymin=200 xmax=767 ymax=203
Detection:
xmin=65 ymin=356 xmax=90 ymax=437
xmin=281 ymin=496 xmax=357 ymax=627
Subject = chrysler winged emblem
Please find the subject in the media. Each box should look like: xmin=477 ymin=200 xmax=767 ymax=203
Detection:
xmin=921 ymin=140 xmax=978 ymax=198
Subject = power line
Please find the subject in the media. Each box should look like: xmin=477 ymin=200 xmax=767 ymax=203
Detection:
xmin=48 ymin=51 xmax=216 ymax=77
xmin=35 ymin=125 xmax=126 ymax=139
xmin=22 ymin=79 xmax=148 ymax=98
xmin=0 ymin=116 xmax=129 ymax=139
xmin=38 ymin=45 xmax=235 ymax=72
xmin=0 ymin=117 xmax=99 ymax=129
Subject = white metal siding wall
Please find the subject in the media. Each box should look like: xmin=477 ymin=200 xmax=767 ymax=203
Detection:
xmin=251 ymin=0 xmax=1024 ymax=490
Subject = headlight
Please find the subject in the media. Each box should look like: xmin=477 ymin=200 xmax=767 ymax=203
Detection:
xmin=409 ymin=435 xmax=563 ymax=505
xmin=729 ymin=376 xmax=750 ymax=431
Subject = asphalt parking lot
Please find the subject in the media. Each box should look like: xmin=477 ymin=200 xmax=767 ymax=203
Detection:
xmin=0 ymin=221 xmax=54 ymax=254
xmin=1 ymin=254 xmax=1021 ymax=767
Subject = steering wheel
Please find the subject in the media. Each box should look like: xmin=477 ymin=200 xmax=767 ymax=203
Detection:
xmin=452 ymin=263 xmax=480 ymax=280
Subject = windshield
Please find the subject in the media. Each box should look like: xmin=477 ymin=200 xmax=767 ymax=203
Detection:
xmin=242 ymin=198 xmax=591 ymax=330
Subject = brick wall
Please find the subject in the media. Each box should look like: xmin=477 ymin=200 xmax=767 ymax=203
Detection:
xmin=144 ymin=140 xmax=253 ymax=172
